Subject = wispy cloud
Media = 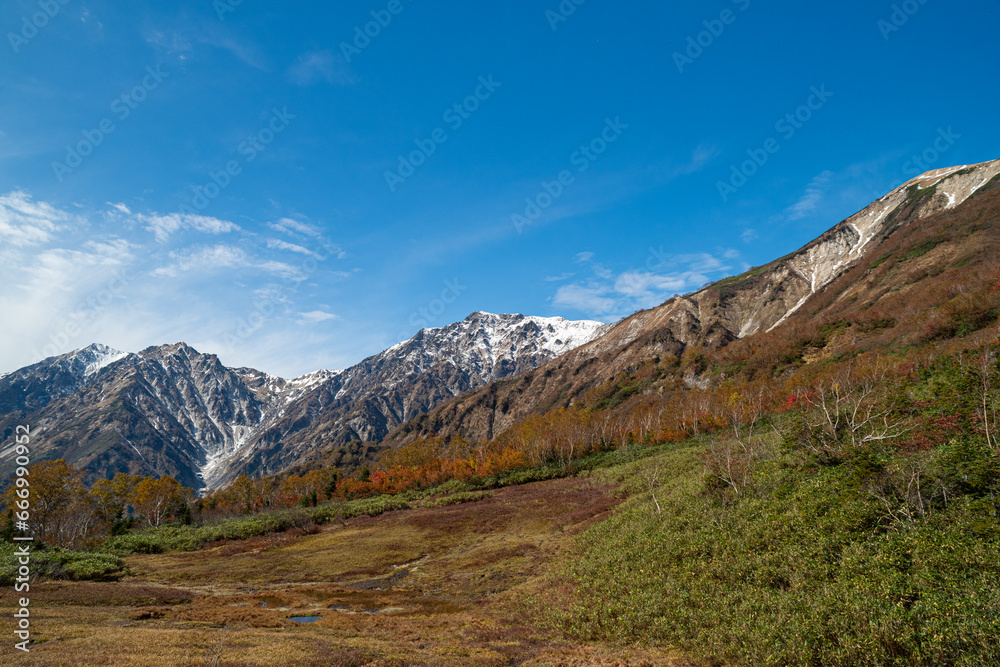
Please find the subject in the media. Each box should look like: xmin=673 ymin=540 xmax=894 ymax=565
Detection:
xmin=266 ymin=238 xmax=323 ymax=258
xmin=552 ymin=251 xmax=735 ymax=318
xmin=141 ymin=212 xmax=240 ymax=243
xmin=286 ymin=50 xmax=354 ymax=86
xmin=787 ymin=170 xmax=833 ymax=220
xmin=266 ymin=217 xmax=346 ymax=258
xmin=297 ymin=310 xmax=338 ymax=324
xmin=268 ymin=217 xmax=319 ymax=237
xmin=552 ymin=284 xmax=618 ymax=315
xmin=152 ymin=245 xmax=303 ymax=280
xmin=0 ymin=190 xmax=70 ymax=247
xmin=0 ymin=194 xmax=353 ymax=377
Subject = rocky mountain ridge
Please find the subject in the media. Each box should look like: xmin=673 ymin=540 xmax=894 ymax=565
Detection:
xmin=0 ymin=314 xmax=608 ymax=488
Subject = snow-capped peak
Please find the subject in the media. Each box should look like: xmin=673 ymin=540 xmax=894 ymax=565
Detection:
xmin=66 ymin=344 xmax=128 ymax=378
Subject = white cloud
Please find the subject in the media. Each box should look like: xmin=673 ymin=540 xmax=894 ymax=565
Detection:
xmin=267 ymin=217 xmax=346 ymax=259
xmin=266 ymin=238 xmax=323 ymax=259
xmin=552 ymin=284 xmax=619 ymax=315
xmin=83 ymin=238 xmax=135 ymax=257
xmin=287 ymin=50 xmax=354 ymax=86
xmin=141 ymin=212 xmax=240 ymax=243
xmin=786 ymin=171 xmax=833 ymax=220
xmin=614 ymin=271 xmax=696 ymax=298
xmin=0 ymin=190 xmax=70 ymax=247
xmin=741 ymin=228 xmax=759 ymax=243
xmin=152 ymin=245 xmax=303 ymax=281
xmin=297 ymin=310 xmax=338 ymax=324
xmin=544 ymin=272 xmax=575 ymax=282
xmin=268 ymin=217 xmax=321 ymax=237
xmin=0 ymin=195 xmax=358 ymax=377
xmin=551 ymin=251 xmax=735 ymax=318
xmin=574 ymin=251 xmax=594 ymax=263
xmin=0 ymin=237 xmax=135 ymax=371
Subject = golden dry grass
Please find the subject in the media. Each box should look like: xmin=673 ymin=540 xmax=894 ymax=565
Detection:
xmin=7 ymin=477 xmax=688 ymax=666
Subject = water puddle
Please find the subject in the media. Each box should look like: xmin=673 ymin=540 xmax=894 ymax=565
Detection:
xmin=288 ymin=616 xmax=321 ymax=623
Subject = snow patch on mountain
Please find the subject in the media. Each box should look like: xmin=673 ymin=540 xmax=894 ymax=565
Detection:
xmin=71 ymin=344 xmax=128 ymax=377
xmin=765 ymin=158 xmax=1000 ymax=333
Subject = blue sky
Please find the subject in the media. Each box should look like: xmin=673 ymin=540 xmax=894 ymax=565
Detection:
xmin=1 ymin=0 xmax=997 ymax=377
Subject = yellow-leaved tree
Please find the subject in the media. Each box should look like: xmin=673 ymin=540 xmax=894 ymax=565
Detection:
xmin=130 ymin=475 xmax=191 ymax=528
xmin=1 ymin=459 xmax=93 ymax=546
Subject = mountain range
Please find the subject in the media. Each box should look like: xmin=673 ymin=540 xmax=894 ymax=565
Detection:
xmin=0 ymin=314 xmax=607 ymax=489
xmin=2 ymin=158 xmax=999 ymax=489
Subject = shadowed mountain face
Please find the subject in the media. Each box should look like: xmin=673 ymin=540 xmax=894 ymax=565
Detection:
xmin=0 ymin=314 xmax=607 ymax=489
xmin=382 ymin=159 xmax=1000 ymax=447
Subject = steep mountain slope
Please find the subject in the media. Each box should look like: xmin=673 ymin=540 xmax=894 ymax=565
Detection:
xmin=0 ymin=344 xmax=127 ymax=444
xmin=0 ymin=343 xmax=269 ymax=489
xmin=0 ymin=314 xmax=607 ymax=488
xmin=384 ymin=159 xmax=1000 ymax=446
xmin=0 ymin=344 xmax=126 ymax=415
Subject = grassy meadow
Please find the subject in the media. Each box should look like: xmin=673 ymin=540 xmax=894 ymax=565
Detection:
xmin=2 ymin=459 xmax=685 ymax=666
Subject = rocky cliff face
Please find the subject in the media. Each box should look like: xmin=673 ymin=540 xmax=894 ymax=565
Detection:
xmin=383 ymin=159 xmax=1000 ymax=446
xmin=0 ymin=314 xmax=607 ymax=489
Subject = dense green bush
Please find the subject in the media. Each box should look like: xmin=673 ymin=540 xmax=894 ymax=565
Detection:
xmin=102 ymin=494 xmax=414 ymax=556
xmin=544 ymin=433 xmax=1000 ymax=666
xmin=0 ymin=543 xmax=126 ymax=584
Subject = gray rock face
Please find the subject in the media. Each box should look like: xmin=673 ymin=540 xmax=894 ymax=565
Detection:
xmin=0 ymin=344 xmax=127 ymax=415
xmin=0 ymin=315 xmax=607 ymax=489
